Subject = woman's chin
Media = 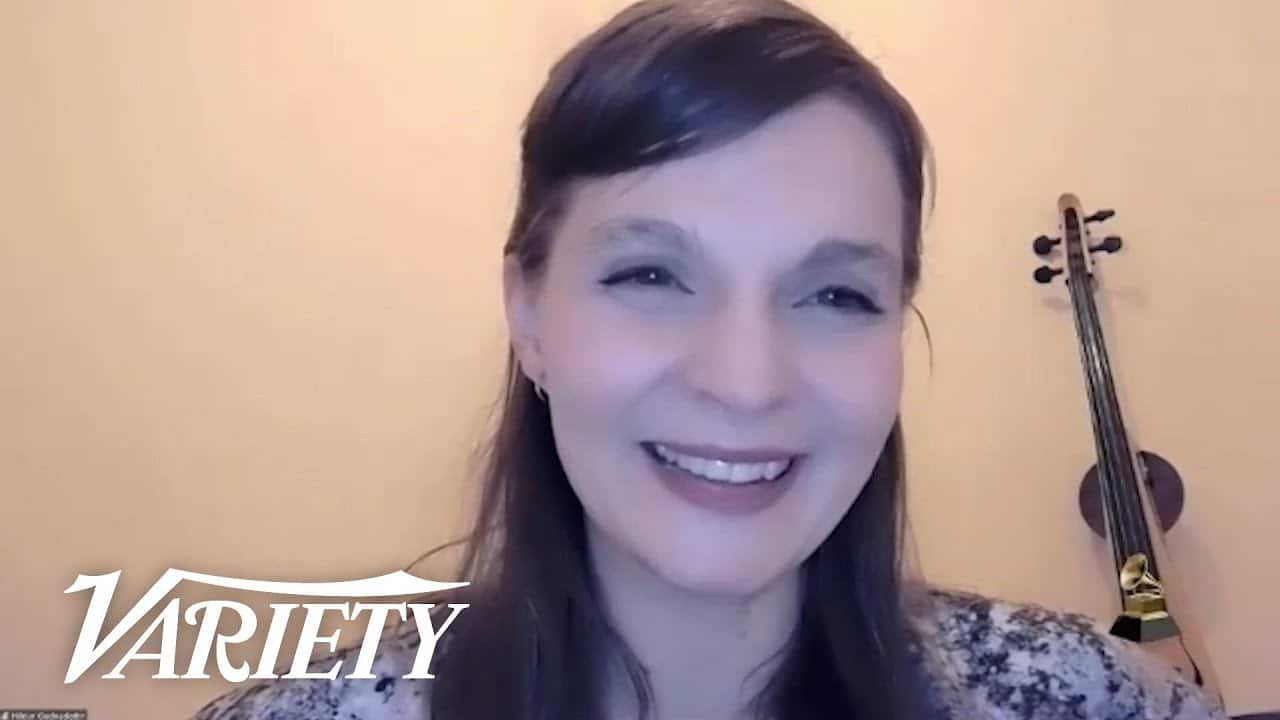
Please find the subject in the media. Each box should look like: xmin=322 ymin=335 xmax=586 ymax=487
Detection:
xmin=649 ymin=554 xmax=792 ymax=599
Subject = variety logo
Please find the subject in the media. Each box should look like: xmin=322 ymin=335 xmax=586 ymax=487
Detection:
xmin=64 ymin=569 xmax=469 ymax=683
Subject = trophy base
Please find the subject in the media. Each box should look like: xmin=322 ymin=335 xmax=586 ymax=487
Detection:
xmin=1110 ymin=612 xmax=1181 ymax=642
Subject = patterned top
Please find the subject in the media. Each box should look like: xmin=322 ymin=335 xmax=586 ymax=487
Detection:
xmin=188 ymin=587 xmax=1227 ymax=719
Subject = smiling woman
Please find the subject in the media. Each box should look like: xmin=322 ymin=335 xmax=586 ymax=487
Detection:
xmin=513 ymin=92 xmax=909 ymax=614
xmin=190 ymin=0 xmax=1228 ymax=719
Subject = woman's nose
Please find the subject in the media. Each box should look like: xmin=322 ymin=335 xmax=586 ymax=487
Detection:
xmin=681 ymin=303 xmax=790 ymax=414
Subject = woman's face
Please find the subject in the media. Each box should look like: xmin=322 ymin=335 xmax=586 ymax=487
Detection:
xmin=506 ymin=95 xmax=907 ymax=597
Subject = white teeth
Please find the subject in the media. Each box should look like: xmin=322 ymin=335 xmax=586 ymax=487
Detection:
xmin=651 ymin=443 xmax=793 ymax=484
xmin=686 ymin=456 xmax=710 ymax=477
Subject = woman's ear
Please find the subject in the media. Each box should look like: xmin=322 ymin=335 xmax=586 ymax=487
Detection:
xmin=503 ymin=254 xmax=545 ymax=385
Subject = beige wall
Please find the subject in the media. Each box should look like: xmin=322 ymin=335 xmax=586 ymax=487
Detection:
xmin=2 ymin=1 xmax=1276 ymax=717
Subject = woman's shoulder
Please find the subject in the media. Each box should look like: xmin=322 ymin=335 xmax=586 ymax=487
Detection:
xmin=187 ymin=618 xmax=431 ymax=720
xmin=908 ymin=584 xmax=1226 ymax=719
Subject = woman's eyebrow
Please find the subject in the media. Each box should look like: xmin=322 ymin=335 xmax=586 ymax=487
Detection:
xmin=795 ymin=236 xmax=898 ymax=277
xmin=587 ymin=216 xmax=701 ymax=257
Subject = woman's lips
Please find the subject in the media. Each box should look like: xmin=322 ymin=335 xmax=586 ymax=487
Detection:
xmin=644 ymin=440 xmax=798 ymax=464
xmin=641 ymin=442 xmax=800 ymax=516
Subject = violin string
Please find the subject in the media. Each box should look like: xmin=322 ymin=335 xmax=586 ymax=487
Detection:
xmin=1064 ymin=209 xmax=1141 ymax=576
xmin=1066 ymin=267 xmax=1125 ymax=569
xmin=1082 ymin=280 xmax=1142 ymax=567
xmin=1089 ymin=292 xmax=1159 ymax=572
xmin=1070 ymin=261 xmax=1129 ymax=558
xmin=1074 ymin=281 xmax=1131 ymax=572
xmin=1074 ymin=229 xmax=1157 ymax=575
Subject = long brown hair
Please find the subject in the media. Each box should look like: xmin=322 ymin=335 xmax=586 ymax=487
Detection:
xmin=421 ymin=1 xmax=937 ymax=717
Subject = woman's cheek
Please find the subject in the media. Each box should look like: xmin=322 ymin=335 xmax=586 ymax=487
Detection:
xmin=807 ymin=332 xmax=904 ymax=420
xmin=550 ymin=299 xmax=684 ymax=391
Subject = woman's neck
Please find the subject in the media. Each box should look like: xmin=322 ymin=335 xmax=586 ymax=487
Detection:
xmin=585 ymin=519 xmax=802 ymax=720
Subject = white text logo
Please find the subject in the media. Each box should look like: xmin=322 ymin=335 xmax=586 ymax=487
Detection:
xmin=64 ymin=569 xmax=468 ymax=683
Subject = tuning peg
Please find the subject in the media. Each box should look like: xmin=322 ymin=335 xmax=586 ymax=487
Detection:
xmin=1084 ymin=209 xmax=1116 ymax=224
xmin=1034 ymin=265 xmax=1064 ymax=284
xmin=1090 ymin=235 xmax=1123 ymax=253
xmin=1033 ymin=235 xmax=1060 ymax=256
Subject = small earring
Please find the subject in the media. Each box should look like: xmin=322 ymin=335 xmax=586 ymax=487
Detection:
xmin=533 ymin=381 xmax=548 ymax=403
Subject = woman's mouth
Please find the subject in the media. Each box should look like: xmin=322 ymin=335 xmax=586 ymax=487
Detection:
xmin=640 ymin=441 xmax=800 ymax=516
xmin=640 ymin=441 xmax=797 ymax=486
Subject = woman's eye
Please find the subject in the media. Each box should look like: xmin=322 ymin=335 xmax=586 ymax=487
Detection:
xmin=802 ymin=285 xmax=883 ymax=314
xmin=600 ymin=266 xmax=688 ymax=292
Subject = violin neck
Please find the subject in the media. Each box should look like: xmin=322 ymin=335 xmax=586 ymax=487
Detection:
xmin=1064 ymin=243 xmax=1159 ymax=585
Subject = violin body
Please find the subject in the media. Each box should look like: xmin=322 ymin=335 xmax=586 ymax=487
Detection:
xmin=1080 ymin=451 xmax=1183 ymax=538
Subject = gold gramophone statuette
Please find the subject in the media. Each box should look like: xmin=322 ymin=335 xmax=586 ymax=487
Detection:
xmin=1110 ymin=552 xmax=1180 ymax=641
xmin=1119 ymin=553 xmax=1169 ymax=615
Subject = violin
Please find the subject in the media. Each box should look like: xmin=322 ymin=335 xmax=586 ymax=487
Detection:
xmin=1032 ymin=193 xmax=1224 ymax=707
